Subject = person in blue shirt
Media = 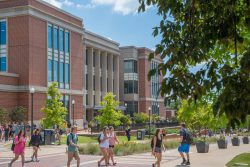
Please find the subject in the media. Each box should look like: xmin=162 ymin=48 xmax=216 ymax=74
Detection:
xmin=67 ymin=126 xmax=80 ymax=167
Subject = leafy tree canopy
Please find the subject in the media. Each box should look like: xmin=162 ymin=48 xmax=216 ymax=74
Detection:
xmin=9 ymin=106 xmax=27 ymax=123
xmin=0 ymin=107 xmax=9 ymax=124
xmin=41 ymin=82 xmax=67 ymax=129
xmin=95 ymin=92 xmax=123 ymax=128
xmin=139 ymin=0 xmax=250 ymax=127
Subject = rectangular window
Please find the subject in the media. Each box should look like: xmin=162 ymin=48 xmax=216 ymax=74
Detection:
xmin=100 ymin=54 xmax=102 ymax=69
xmin=48 ymin=59 xmax=53 ymax=82
xmin=86 ymin=74 xmax=88 ymax=90
xmin=0 ymin=21 xmax=6 ymax=45
xmin=124 ymin=80 xmax=138 ymax=94
xmin=93 ymin=51 xmax=95 ymax=67
xmin=93 ymin=76 xmax=95 ymax=91
xmin=59 ymin=29 xmax=64 ymax=51
xmin=93 ymin=95 xmax=95 ymax=105
xmin=53 ymin=27 xmax=58 ymax=50
xmin=86 ymin=49 xmax=88 ymax=65
xmin=53 ymin=60 xmax=58 ymax=82
xmin=65 ymin=32 xmax=69 ymax=53
xmin=65 ymin=63 xmax=69 ymax=84
xmin=124 ymin=60 xmax=137 ymax=73
xmin=86 ymin=94 xmax=88 ymax=105
xmin=59 ymin=62 xmax=64 ymax=83
xmin=0 ymin=57 xmax=6 ymax=71
xmin=47 ymin=25 xmax=53 ymax=49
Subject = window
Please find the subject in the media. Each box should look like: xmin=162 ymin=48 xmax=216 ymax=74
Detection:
xmin=48 ymin=25 xmax=53 ymax=48
xmin=93 ymin=95 xmax=95 ymax=105
xmin=0 ymin=21 xmax=6 ymax=45
xmin=93 ymin=75 xmax=95 ymax=91
xmin=93 ymin=51 xmax=95 ymax=67
xmin=151 ymin=61 xmax=160 ymax=97
xmin=61 ymin=95 xmax=70 ymax=123
xmin=86 ymin=74 xmax=88 ymax=90
xmin=86 ymin=94 xmax=88 ymax=105
xmin=53 ymin=60 xmax=58 ymax=82
xmin=124 ymin=60 xmax=137 ymax=73
xmin=124 ymin=101 xmax=138 ymax=116
xmin=86 ymin=49 xmax=88 ymax=65
xmin=0 ymin=20 xmax=7 ymax=72
xmin=59 ymin=62 xmax=64 ymax=83
xmin=124 ymin=80 xmax=138 ymax=94
xmin=59 ymin=29 xmax=64 ymax=51
xmin=48 ymin=59 xmax=53 ymax=82
xmin=65 ymin=63 xmax=69 ymax=84
xmin=53 ymin=27 xmax=58 ymax=50
xmin=65 ymin=32 xmax=69 ymax=53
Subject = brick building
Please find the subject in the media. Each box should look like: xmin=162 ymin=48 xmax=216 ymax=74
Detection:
xmin=0 ymin=0 xmax=84 ymax=126
xmin=119 ymin=46 xmax=165 ymax=118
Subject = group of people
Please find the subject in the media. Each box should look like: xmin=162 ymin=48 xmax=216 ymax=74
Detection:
xmin=8 ymin=128 xmax=42 ymax=167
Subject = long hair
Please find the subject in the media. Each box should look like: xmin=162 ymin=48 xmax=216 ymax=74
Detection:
xmin=34 ymin=129 xmax=40 ymax=135
xmin=155 ymin=128 xmax=161 ymax=137
xmin=18 ymin=130 xmax=25 ymax=139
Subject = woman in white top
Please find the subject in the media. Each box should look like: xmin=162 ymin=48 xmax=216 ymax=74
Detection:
xmin=98 ymin=126 xmax=110 ymax=167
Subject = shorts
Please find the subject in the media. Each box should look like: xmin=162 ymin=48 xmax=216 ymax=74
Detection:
xmin=154 ymin=147 xmax=162 ymax=153
xmin=109 ymin=145 xmax=114 ymax=148
xmin=178 ymin=143 xmax=190 ymax=153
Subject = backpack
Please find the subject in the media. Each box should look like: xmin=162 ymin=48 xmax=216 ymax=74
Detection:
xmin=150 ymin=137 xmax=155 ymax=149
xmin=97 ymin=134 xmax=102 ymax=144
xmin=183 ymin=129 xmax=193 ymax=144
xmin=11 ymin=141 xmax=15 ymax=151
xmin=67 ymin=133 xmax=78 ymax=146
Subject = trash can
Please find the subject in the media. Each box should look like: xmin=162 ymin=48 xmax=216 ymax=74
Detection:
xmin=137 ymin=129 xmax=146 ymax=140
xmin=42 ymin=129 xmax=55 ymax=145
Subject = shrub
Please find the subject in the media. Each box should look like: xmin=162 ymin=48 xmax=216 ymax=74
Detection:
xmin=9 ymin=106 xmax=27 ymax=123
xmin=134 ymin=113 xmax=149 ymax=124
xmin=0 ymin=107 xmax=9 ymax=124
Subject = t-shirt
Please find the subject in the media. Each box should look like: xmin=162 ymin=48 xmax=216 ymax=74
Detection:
xmin=125 ymin=128 xmax=131 ymax=136
xmin=180 ymin=128 xmax=188 ymax=144
xmin=68 ymin=133 xmax=78 ymax=152
xmin=99 ymin=133 xmax=109 ymax=148
xmin=109 ymin=132 xmax=116 ymax=146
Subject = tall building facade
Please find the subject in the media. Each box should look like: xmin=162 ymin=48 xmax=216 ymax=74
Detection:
xmin=83 ymin=30 xmax=121 ymax=122
xmin=119 ymin=46 xmax=165 ymax=118
xmin=0 ymin=0 xmax=84 ymax=126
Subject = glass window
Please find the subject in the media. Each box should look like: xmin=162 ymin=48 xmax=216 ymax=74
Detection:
xmin=59 ymin=62 xmax=64 ymax=83
xmin=0 ymin=57 xmax=6 ymax=71
xmin=86 ymin=94 xmax=88 ymax=105
xmin=53 ymin=60 xmax=58 ymax=82
xmin=93 ymin=76 xmax=95 ymax=91
xmin=65 ymin=63 xmax=69 ymax=83
xmin=59 ymin=29 xmax=64 ymax=51
xmin=65 ymin=32 xmax=69 ymax=53
xmin=86 ymin=49 xmax=88 ymax=65
xmin=86 ymin=74 xmax=88 ymax=90
xmin=47 ymin=25 xmax=53 ymax=48
xmin=53 ymin=27 xmax=58 ymax=50
xmin=0 ymin=21 xmax=6 ymax=45
xmin=124 ymin=80 xmax=138 ymax=94
xmin=48 ymin=59 xmax=53 ymax=82
xmin=93 ymin=51 xmax=95 ymax=67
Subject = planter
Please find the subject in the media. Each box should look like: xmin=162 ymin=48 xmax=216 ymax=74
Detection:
xmin=196 ymin=142 xmax=209 ymax=153
xmin=217 ymin=140 xmax=227 ymax=149
xmin=242 ymin=137 xmax=249 ymax=144
xmin=231 ymin=138 xmax=240 ymax=146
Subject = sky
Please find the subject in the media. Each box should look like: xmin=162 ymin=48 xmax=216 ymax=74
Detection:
xmin=42 ymin=0 xmax=162 ymax=50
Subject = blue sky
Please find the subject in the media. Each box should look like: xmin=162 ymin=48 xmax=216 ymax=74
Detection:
xmin=43 ymin=0 xmax=161 ymax=49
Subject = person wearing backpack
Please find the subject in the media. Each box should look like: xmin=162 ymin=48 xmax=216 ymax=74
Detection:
xmin=178 ymin=123 xmax=191 ymax=165
xmin=151 ymin=129 xmax=165 ymax=167
xmin=98 ymin=126 xmax=110 ymax=167
xmin=67 ymin=126 xmax=80 ymax=167
xmin=8 ymin=130 xmax=26 ymax=167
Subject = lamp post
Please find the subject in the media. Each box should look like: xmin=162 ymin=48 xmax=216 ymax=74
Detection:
xmin=30 ymin=87 xmax=35 ymax=135
xmin=148 ymin=106 xmax=151 ymax=138
xmin=124 ymin=103 xmax=127 ymax=115
xmin=157 ymin=104 xmax=160 ymax=116
xmin=72 ymin=99 xmax=75 ymax=126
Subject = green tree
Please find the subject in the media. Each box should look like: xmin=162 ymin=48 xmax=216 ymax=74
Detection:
xmin=95 ymin=92 xmax=123 ymax=128
xmin=138 ymin=0 xmax=250 ymax=127
xmin=9 ymin=106 xmax=27 ymax=123
xmin=120 ymin=115 xmax=132 ymax=126
xmin=41 ymin=82 xmax=67 ymax=128
xmin=0 ymin=107 xmax=9 ymax=124
xmin=134 ymin=112 xmax=149 ymax=124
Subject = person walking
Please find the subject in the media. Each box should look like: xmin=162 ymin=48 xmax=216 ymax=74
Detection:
xmin=9 ymin=130 xmax=26 ymax=167
xmin=4 ymin=124 xmax=10 ymax=142
xmin=108 ymin=126 xmax=119 ymax=166
xmin=98 ymin=126 xmax=110 ymax=167
xmin=152 ymin=129 xmax=165 ymax=167
xmin=178 ymin=123 xmax=191 ymax=165
xmin=67 ymin=126 xmax=80 ymax=167
xmin=125 ymin=126 xmax=131 ymax=141
xmin=30 ymin=129 xmax=42 ymax=162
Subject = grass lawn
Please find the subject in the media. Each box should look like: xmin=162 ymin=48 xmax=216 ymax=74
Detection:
xmin=226 ymin=153 xmax=250 ymax=167
xmin=58 ymin=135 xmax=137 ymax=145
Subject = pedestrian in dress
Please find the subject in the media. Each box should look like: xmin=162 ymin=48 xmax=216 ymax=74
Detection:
xmin=108 ymin=126 xmax=119 ymax=166
xmin=30 ymin=129 xmax=42 ymax=162
xmin=9 ymin=130 xmax=26 ymax=167
xmin=98 ymin=126 xmax=110 ymax=167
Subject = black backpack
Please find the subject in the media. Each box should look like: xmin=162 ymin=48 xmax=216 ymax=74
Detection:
xmin=67 ymin=133 xmax=78 ymax=146
xmin=183 ymin=129 xmax=193 ymax=144
xmin=97 ymin=134 xmax=101 ymax=144
xmin=11 ymin=141 xmax=15 ymax=151
xmin=150 ymin=137 xmax=155 ymax=149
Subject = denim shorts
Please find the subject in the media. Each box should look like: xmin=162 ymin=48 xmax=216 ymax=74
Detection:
xmin=154 ymin=147 xmax=162 ymax=153
xmin=178 ymin=143 xmax=190 ymax=153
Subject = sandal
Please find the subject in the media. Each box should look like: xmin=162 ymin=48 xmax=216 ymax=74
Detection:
xmin=113 ymin=162 xmax=117 ymax=166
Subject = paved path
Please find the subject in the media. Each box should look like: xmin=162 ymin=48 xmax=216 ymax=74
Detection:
xmin=0 ymin=137 xmax=249 ymax=167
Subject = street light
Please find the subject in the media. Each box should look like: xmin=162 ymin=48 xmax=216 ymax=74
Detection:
xmin=30 ymin=87 xmax=35 ymax=135
xmin=157 ymin=104 xmax=160 ymax=116
xmin=124 ymin=103 xmax=127 ymax=115
xmin=72 ymin=99 xmax=75 ymax=126
xmin=148 ymin=106 xmax=151 ymax=138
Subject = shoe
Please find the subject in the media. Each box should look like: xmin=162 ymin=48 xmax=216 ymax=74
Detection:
xmin=152 ymin=164 xmax=155 ymax=167
xmin=113 ymin=162 xmax=117 ymax=166
xmin=98 ymin=161 xmax=101 ymax=167
xmin=186 ymin=161 xmax=191 ymax=165
xmin=36 ymin=159 xmax=39 ymax=162
xmin=181 ymin=160 xmax=186 ymax=165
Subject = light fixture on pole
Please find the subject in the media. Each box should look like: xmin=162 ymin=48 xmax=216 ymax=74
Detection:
xmin=72 ymin=99 xmax=75 ymax=126
xmin=148 ymin=106 xmax=151 ymax=138
xmin=124 ymin=103 xmax=127 ymax=115
xmin=30 ymin=87 xmax=35 ymax=135
xmin=157 ymin=104 xmax=160 ymax=116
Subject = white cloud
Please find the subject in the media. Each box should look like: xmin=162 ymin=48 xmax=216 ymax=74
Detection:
xmin=42 ymin=0 xmax=94 ymax=9
xmin=91 ymin=0 xmax=140 ymax=15
xmin=43 ymin=0 xmax=63 ymax=8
